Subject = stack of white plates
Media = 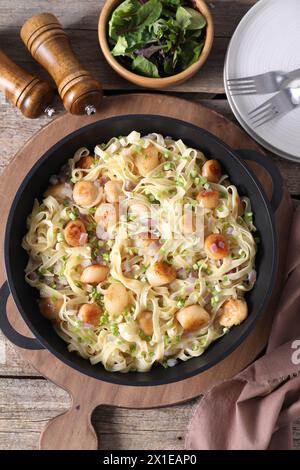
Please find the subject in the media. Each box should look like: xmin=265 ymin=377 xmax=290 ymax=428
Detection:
xmin=224 ymin=0 xmax=300 ymax=162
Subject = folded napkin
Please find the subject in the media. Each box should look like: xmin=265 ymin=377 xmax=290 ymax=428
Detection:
xmin=185 ymin=207 xmax=300 ymax=450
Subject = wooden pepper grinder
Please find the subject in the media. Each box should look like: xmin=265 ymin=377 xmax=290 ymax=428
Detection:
xmin=21 ymin=13 xmax=103 ymax=115
xmin=0 ymin=49 xmax=55 ymax=118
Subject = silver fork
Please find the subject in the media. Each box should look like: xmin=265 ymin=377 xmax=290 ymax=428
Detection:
xmin=227 ymin=68 xmax=300 ymax=96
xmin=248 ymin=87 xmax=300 ymax=127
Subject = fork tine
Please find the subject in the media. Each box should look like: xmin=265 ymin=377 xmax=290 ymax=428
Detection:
xmin=254 ymin=112 xmax=278 ymax=127
xmin=227 ymin=76 xmax=256 ymax=83
xmin=249 ymin=104 xmax=272 ymax=120
xmin=231 ymin=91 xmax=258 ymax=96
xmin=252 ymin=109 xmax=274 ymax=124
xmin=248 ymin=99 xmax=273 ymax=115
xmin=229 ymin=88 xmax=257 ymax=94
xmin=228 ymin=85 xmax=257 ymax=91
xmin=249 ymin=106 xmax=274 ymax=123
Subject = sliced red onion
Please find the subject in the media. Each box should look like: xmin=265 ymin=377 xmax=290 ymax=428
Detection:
xmin=56 ymin=279 xmax=68 ymax=289
xmin=186 ymin=285 xmax=194 ymax=294
xmin=211 ymin=243 xmax=218 ymax=253
xmin=94 ymin=179 xmax=102 ymax=189
xmin=28 ymin=272 xmax=38 ymax=281
xmin=248 ymin=270 xmax=257 ymax=284
xmin=98 ymin=176 xmax=110 ymax=186
xmin=96 ymin=229 xmax=112 ymax=241
xmin=123 ymin=261 xmax=131 ymax=273
xmin=96 ymin=255 xmax=104 ymax=264
xmin=204 ymin=292 xmax=212 ymax=304
xmin=125 ymin=180 xmax=135 ymax=191
xmin=59 ymin=175 xmax=68 ymax=183
xmin=79 ymin=232 xmax=88 ymax=245
xmin=218 ymin=241 xmax=225 ymax=249
xmin=166 ymin=358 xmax=178 ymax=367
xmin=62 ymin=183 xmax=73 ymax=199
xmin=177 ymin=268 xmax=188 ymax=280
xmin=81 ymin=259 xmax=92 ymax=268
xmin=147 ymin=240 xmax=161 ymax=256
xmin=49 ymin=175 xmax=59 ymax=185
xmin=122 ymin=148 xmax=133 ymax=157
xmin=189 ymin=269 xmax=198 ymax=278
xmin=96 ymin=224 xmax=106 ymax=240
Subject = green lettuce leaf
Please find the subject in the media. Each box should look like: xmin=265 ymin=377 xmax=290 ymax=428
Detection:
xmin=178 ymin=39 xmax=204 ymax=69
xmin=137 ymin=0 xmax=162 ymax=28
xmin=111 ymin=36 xmax=128 ymax=56
xmin=181 ymin=7 xmax=206 ymax=30
xmin=175 ymin=6 xmax=191 ymax=29
xmin=108 ymin=0 xmax=206 ymax=77
xmin=132 ymin=55 xmax=160 ymax=77
xmin=108 ymin=0 xmax=140 ymax=42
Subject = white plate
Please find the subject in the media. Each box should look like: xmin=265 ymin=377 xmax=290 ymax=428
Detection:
xmin=224 ymin=0 xmax=300 ymax=162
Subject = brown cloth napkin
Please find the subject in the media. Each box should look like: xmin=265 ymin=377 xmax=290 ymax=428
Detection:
xmin=185 ymin=207 xmax=300 ymax=450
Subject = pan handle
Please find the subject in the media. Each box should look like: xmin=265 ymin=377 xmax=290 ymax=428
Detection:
xmin=235 ymin=149 xmax=283 ymax=213
xmin=0 ymin=282 xmax=44 ymax=350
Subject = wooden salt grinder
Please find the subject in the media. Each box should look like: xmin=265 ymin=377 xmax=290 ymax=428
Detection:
xmin=0 ymin=49 xmax=55 ymax=118
xmin=20 ymin=13 xmax=103 ymax=115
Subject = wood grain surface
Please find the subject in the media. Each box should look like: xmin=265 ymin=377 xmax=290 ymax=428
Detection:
xmin=0 ymin=0 xmax=299 ymax=451
xmin=0 ymin=0 xmax=257 ymax=93
xmin=0 ymin=93 xmax=296 ymax=449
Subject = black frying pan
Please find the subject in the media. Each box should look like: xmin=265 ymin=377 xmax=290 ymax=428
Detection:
xmin=0 ymin=115 xmax=282 ymax=386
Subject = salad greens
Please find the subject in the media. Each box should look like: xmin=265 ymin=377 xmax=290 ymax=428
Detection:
xmin=108 ymin=0 xmax=206 ymax=78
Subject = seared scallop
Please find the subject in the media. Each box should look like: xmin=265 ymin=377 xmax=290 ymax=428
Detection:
xmin=146 ymin=261 xmax=176 ymax=287
xmin=204 ymin=234 xmax=229 ymax=260
xmin=134 ymin=144 xmax=159 ymax=177
xmin=63 ymin=220 xmax=87 ymax=247
xmin=78 ymin=303 xmax=102 ymax=326
xmin=218 ymin=299 xmax=248 ymax=327
xmin=73 ymin=181 xmax=103 ymax=208
xmin=80 ymin=264 xmax=109 ymax=285
xmin=176 ymin=305 xmax=210 ymax=332
xmin=104 ymin=180 xmax=123 ymax=203
xmin=196 ymin=189 xmax=220 ymax=209
xmin=76 ymin=156 xmax=95 ymax=169
xmin=104 ymin=282 xmax=130 ymax=316
xmin=202 ymin=160 xmax=221 ymax=183
xmin=94 ymin=203 xmax=119 ymax=229
xmin=138 ymin=311 xmax=153 ymax=336
xmin=39 ymin=297 xmax=63 ymax=322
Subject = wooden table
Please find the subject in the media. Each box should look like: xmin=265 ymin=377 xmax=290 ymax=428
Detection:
xmin=0 ymin=0 xmax=299 ymax=450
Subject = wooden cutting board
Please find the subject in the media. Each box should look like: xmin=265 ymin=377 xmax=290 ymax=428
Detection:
xmin=0 ymin=94 xmax=293 ymax=450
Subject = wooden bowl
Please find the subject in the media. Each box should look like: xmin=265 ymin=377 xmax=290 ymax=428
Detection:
xmin=98 ymin=0 xmax=214 ymax=89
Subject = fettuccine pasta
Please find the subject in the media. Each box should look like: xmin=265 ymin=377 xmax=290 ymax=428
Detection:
xmin=23 ymin=132 xmax=257 ymax=372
